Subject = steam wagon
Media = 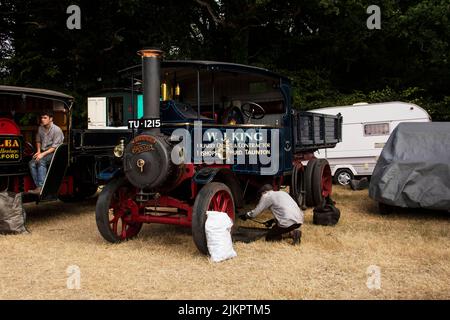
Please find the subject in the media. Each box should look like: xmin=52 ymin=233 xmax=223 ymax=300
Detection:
xmin=0 ymin=86 xmax=125 ymax=203
xmin=95 ymin=49 xmax=342 ymax=254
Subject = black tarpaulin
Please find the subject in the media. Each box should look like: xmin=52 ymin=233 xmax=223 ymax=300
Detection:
xmin=0 ymin=191 xmax=28 ymax=234
xmin=369 ymin=122 xmax=450 ymax=211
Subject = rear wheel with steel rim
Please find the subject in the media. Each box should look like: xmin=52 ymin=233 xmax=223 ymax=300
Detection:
xmin=312 ymin=159 xmax=333 ymax=207
xmin=291 ymin=163 xmax=305 ymax=208
xmin=304 ymin=159 xmax=318 ymax=207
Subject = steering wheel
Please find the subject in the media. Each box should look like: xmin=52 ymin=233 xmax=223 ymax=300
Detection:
xmin=241 ymin=102 xmax=265 ymax=123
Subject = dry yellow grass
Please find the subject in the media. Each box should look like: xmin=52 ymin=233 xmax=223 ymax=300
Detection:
xmin=0 ymin=186 xmax=449 ymax=299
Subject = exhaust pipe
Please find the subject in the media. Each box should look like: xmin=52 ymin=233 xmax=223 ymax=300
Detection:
xmin=137 ymin=48 xmax=163 ymax=134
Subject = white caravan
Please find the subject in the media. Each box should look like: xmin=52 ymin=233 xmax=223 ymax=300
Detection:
xmin=87 ymin=96 xmax=128 ymax=129
xmin=310 ymin=102 xmax=431 ymax=185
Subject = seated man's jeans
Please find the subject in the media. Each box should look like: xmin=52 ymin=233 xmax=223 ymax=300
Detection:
xmin=29 ymin=153 xmax=53 ymax=188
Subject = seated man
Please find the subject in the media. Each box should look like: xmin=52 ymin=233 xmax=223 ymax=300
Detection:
xmin=240 ymin=184 xmax=303 ymax=245
xmin=28 ymin=110 xmax=64 ymax=194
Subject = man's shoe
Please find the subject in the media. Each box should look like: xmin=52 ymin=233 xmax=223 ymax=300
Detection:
xmin=28 ymin=187 xmax=41 ymax=195
xmin=292 ymin=229 xmax=301 ymax=245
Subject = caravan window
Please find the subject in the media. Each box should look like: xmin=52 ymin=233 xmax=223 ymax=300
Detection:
xmin=363 ymin=123 xmax=390 ymax=136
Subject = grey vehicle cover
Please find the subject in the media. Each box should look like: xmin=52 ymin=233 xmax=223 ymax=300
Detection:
xmin=369 ymin=122 xmax=450 ymax=210
xmin=0 ymin=191 xmax=28 ymax=234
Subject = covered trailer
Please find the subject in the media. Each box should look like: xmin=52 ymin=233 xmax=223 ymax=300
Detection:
xmin=369 ymin=122 xmax=450 ymax=213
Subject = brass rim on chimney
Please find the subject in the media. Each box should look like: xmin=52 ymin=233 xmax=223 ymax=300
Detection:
xmin=137 ymin=49 xmax=163 ymax=58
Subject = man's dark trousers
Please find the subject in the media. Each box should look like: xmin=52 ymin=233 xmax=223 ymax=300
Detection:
xmin=265 ymin=223 xmax=301 ymax=241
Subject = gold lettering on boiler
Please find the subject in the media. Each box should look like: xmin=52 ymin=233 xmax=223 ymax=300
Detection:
xmin=131 ymin=143 xmax=154 ymax=154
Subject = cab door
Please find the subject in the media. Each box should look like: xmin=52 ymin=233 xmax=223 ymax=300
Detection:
xmin=39 ymin=143 xmax=69 ymax=201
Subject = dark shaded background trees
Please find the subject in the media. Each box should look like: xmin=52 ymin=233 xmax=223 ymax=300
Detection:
xmin=1 ymin=0 xmax=449 ymax=123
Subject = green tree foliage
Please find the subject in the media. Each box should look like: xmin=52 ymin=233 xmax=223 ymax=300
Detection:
xmin=0 ymin=0 xmax=449 ymax=121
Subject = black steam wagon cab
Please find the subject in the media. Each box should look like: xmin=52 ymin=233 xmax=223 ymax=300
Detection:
xmin=0 ymin=85 xmax=123 ymax=203
xmin=95 ymin=49 xmax=342 ymax=254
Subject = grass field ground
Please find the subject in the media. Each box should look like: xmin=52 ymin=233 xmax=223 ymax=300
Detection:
xmin=0 ymin=186 xmax=449 ymax=299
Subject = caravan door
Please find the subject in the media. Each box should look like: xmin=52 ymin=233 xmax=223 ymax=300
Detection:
xmin=88 ymin=97 xmax=107 ymax=129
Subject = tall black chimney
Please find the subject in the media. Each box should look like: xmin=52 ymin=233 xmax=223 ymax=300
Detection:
xmin=138 ymin=48 xmax=163 ymax=134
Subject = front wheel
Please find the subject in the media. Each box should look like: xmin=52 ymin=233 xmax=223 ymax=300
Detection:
xmin=192 ymin=182 xmax=235 ymax=255
xmin=95 ymin=177 xmax=142 ymax=243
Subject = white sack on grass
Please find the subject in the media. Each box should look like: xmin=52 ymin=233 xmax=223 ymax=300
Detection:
xmin=205 ymin=211 xmax=237 ymax=262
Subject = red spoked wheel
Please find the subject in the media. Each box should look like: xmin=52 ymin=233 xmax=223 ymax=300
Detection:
xmin=208 ymin=190 xmax=234 ymax=218
xmin=312 ymin=159 xmax=333 ymax=207
xmin=192 ymin=182 xmax=235 ymax=255
xmin=96 ymin=177 xmax=143 ymax=243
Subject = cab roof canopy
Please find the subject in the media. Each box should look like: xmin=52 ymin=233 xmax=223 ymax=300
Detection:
xmin=119 ymin=60 xmax=291 ymax=83
xmin=0 ymin=85 xmax=74 ymax=109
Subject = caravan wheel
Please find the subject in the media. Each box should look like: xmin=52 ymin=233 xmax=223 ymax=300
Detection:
xmin=334 ymin=169 xmax=353 ymax=186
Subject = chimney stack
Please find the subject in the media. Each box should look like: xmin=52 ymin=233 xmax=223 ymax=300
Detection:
xmin=137 ymin=48 xmax=163 ymax=134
